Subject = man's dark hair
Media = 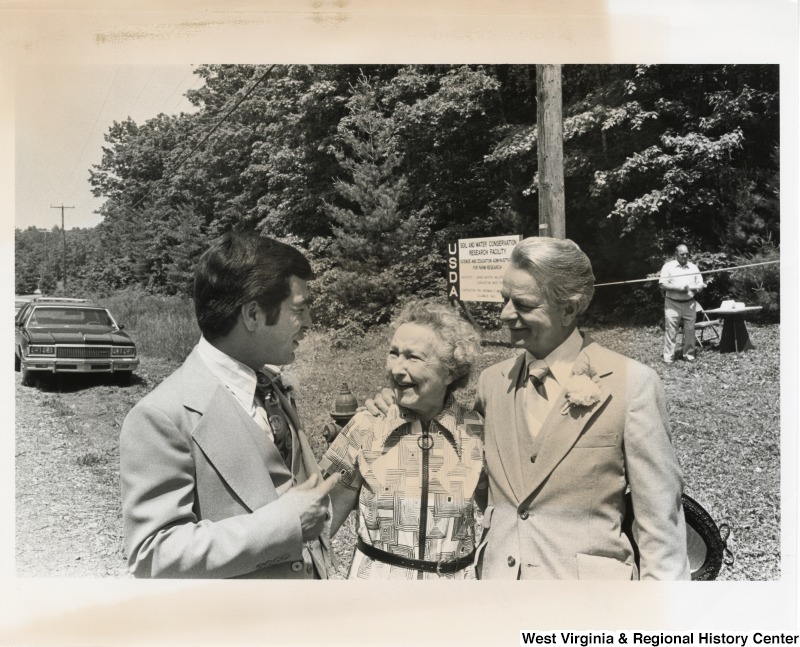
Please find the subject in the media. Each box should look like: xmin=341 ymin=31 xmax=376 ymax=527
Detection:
xmin=194 ymin=233 xmax=313 ymax=340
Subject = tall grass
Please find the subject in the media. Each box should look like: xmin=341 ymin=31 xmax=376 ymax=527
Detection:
xmin=87 ymin=289 xmax=199 ymax=363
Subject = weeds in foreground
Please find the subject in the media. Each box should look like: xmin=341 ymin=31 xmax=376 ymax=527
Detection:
xmin=41 ymin=394 xmax=78 ymax=433
xmin=76 ymin=451 xmax=107 ymax=467
xmin=41 ymin=395 xmax=73 ymax=418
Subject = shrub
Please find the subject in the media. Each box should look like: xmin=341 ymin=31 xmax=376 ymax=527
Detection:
xmin=310 ymin=265 xmax=400 ymax=330
xmin=690 ymin=250 xmax=733 ymax=310
xmin=328 ymin=321 xmax=368 ymax=350
xmin=86 ymin=288 xmax=199 ymax=362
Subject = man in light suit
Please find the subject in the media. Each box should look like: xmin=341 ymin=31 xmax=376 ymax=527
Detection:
xmin=120 ymin=232 xmax=338 ymax=578
xmin=475 ymin=236 xmax=689 ymax=580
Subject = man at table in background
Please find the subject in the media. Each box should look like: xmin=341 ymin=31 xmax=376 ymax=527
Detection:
xmin=659 ymin=244 xmax=706 ymax=364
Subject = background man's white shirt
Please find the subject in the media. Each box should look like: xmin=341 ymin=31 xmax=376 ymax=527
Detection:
xmin=659 ymin=260 xmax=704 ymax=300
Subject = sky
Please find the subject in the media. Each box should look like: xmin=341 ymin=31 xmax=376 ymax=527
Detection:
xmin=14 ymin=64 xmax=201 ymax=231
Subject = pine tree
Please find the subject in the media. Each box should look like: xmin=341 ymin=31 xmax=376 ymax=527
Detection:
xmin=324 ymin=72 xmax=421 ymax=266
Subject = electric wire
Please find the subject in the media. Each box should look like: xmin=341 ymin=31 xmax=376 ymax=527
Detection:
xmin=129 ymin=66 xmax=158 ymax=116
xmin=169 ymin=74 xmax=204 ymax=114
xmin=158 ymin=65 xmax=195 ymax=115
xmin=593 ymin=260 xmax=780 ymax=287
xmin=126 ymin=64 xmax=275 ymax=212
xmin=61 ymin=66 xmax=121 ymax=205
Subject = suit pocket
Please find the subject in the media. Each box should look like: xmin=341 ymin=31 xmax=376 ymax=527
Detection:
xmin=574 ymin=432 xmax=619 ymax=448
xmin=576 ymin=553 xmax=633 ymax=580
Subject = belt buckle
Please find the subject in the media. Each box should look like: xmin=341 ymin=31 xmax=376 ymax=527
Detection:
xmin=435 ymin=560 xmax=446 ymax=575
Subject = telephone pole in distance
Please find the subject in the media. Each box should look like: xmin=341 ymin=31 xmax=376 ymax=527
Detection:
xmin=51 ymin=204 xmax=74 ymax=289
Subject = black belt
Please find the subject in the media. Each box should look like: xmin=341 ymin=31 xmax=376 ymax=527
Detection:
xmin=356 ymin=537 xmax=475 ymax=575
xmin=666 ymin=296 xmax=694 ymax=303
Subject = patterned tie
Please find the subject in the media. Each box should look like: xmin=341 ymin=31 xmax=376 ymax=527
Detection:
xmin=528 ymin=359 xmax=550 ymax=400
xmin=255 ymin=370 xmax=293 ymax=466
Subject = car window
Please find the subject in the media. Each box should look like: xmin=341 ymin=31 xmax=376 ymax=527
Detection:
xmin=29 ymin=307 xmax=112 ymax=327
xmin=16 ymin=305 xmax=32 ymax=325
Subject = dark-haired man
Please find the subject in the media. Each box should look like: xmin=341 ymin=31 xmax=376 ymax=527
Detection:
xmin=120 ymin=233 xmax=338 ymax=578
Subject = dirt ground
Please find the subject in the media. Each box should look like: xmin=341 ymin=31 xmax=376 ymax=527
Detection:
xmin=14 ymin=324 xmax=781 ymax=580
xmin=15 ymin=372 xmax=131 ymax=577
xmin=14 ymin=360 xmax=356 ymax=579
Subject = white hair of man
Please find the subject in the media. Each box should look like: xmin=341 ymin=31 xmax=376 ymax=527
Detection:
xmin=510 ymin=236 xmax=596 ymax=316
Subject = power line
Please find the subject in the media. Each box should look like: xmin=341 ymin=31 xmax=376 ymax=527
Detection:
xmin=169 ymin=73 xmax=204 ymax=114
xmin=62 ymin=66 xmax=121 ymax=203
xmin=66 ymin=66 xmax=196 ymax=220
xmin=126 ymin=64 xmax=275 ymax=212
xmin=594 ymin=260 xmax=780 ymax=287
xmin=158 ymin=65 xmax=195 ymax=114
xmin=129 ymin=66 xmax=158 ymax=116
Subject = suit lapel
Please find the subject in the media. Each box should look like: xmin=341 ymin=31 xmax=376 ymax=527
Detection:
xmin=182 ymin=349 xmax=285 ymax=512
xmin=521 ymin=337 xmax=613 ymax=502
xmin=491 ymin=354 xmax=530 ymax=502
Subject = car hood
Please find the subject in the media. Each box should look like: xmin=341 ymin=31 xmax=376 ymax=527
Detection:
xmin=26 ymin=327 xmax=135 ymax=345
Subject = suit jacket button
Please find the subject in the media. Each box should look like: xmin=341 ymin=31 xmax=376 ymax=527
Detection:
xmin=291 ymin=561 xmax=303 ymax=572
xmin=530 ymin=455 xmax=536 ymax=463
xmin=519 ymin=509 xmax=529 ymax=520
xmin=507 ymin=556 xmax=516 ymax=567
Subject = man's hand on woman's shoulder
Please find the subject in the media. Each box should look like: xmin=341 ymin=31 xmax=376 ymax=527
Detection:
xmin=364 ymin=387 xmax=395 ymax=416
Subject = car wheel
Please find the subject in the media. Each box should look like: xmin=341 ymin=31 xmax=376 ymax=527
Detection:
xmin=20 ymin=364 xmax=36 ymax=387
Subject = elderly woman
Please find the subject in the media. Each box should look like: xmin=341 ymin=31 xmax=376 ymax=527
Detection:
xmin=319 ymin=300 xmax=485 ymax=580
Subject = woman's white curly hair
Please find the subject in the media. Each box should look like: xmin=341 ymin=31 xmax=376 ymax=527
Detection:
xmin=393 ymin=300 xmax=482 ymax=393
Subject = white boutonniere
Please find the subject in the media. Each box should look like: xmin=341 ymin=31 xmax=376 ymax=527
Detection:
xmin=560 ymin=362 xmax=603 ymax=415
xmin=276 ymin=369 xmax=300 ymax=400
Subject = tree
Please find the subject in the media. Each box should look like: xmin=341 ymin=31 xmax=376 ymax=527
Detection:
xmin=314 ymin=73 xmax=440 ymax=328
xmin=483 ymin=64 xmax=779 ymax=317
xmin=325 ymin=73 xmax=418 ymax=262
xmin=73 ymin=64 xmax=779 ymax=324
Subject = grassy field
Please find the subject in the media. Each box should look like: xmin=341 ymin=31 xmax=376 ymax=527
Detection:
xmin=17 ymin=292 xmax=781 ymax=580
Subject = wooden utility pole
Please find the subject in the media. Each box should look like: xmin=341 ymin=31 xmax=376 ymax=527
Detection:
xmin=51 ymin=205 xmax=74 ymax=289
xmin=536 ymin=64 xmax=566 ymax=239
xmin=38 ymin=229 xmax=49 ymax=291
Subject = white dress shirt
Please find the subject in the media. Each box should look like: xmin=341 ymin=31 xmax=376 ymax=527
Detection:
xmin=659 ymin=259 xmax=704 ymax=301
xmin=196 ymin=336 xmax=274 ymax=441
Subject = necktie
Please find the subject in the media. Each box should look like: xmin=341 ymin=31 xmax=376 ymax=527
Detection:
xmin=255 ymin=370 xmax=293 ymax=466
xmin=528 ymin=359 xmax=550 ymax=400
